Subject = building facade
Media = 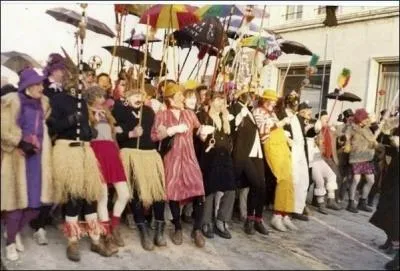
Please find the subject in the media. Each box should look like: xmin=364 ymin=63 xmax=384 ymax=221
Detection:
xmin=257 ymin=5 xmax=399 ymax=117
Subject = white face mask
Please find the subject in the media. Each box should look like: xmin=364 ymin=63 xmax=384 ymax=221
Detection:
xmin=185 ymin=96 xmax=197 ymax=110
xmin=128 ymin=93 xmax=143 ymax=109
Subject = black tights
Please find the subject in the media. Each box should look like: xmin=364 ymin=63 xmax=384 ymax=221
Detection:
xmin=130 ymin=198 xmax=165 ymax=224
xmin=30 ymin=205 xmax=53 ymax=231
xmin=243 ymin=159 xmax=266 ymax=218
xmin=170 ymin=196 xmax=204 ymax=231
xmin=64 ymin=197 xmax=97 ymax=217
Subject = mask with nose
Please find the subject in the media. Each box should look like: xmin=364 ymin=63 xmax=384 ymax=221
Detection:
xmin=127 ymin=92 xmax=144 ymax=109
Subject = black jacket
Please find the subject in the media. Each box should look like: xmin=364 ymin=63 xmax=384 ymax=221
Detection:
xmin=47 ymin=92 xmax=93 ymax=142
xmin=43 ymin=78 xmax=63 ymax=102
xmin=112 ymin=103 xmax=157 ymax=150
xmin=229 ymin=101 xmax=259 ymax=161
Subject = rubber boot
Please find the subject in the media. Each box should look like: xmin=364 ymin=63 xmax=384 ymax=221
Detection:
xmin=154 ymin=221 xmax=167 ymax=247
xmin=244 ymin=218 xmax=256 ymax=235
xmin=358 ymin=198 xmax=373 ymax=212
xmin=346 ymin=200 xmax=359 ymax=213
xmin=137 ymin=223 xmax=154 ymax=251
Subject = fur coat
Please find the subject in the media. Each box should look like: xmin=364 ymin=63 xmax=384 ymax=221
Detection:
xmin=1 ymin=92 xmax=53 ymax=211
xmin=349 ymin=124 xmax=377 ymax=164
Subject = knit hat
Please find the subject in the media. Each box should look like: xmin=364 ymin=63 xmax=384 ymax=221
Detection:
xmin=315 ymin=110 xmax=328 ymax=119
xmin=261 ymin=89 xmax=278 ymax=102
xmin=17 ymin=68 xmax=45 ymax=92
xmin=44 ymin=53 xmax=66 ymax=76
xmin=83 ymin=86 xmax=106 ymax=105
xmin=164 ymin=83 xmax=184 ymax=97
xmin=354 ymin=108 xmax=369 ymax=124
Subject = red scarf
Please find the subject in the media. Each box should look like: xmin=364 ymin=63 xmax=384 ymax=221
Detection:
xmin=321 ymin=126 xmax=333 ymax=158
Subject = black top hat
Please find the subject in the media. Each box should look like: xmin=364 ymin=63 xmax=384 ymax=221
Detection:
xmin=298 ymin=101 xmax=312 ymax=111
xmin=315 ymin=110 xmax=328 ymax=119
xmin=343 ymin=109 xmax=354 ymax=119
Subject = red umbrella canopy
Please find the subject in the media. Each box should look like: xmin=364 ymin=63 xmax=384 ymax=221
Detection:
xmin=139 ymin=4 xmax=199 ymax=30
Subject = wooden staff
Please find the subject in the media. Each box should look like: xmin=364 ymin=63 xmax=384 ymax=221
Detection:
xmin=178 ymin=45 xmax=193 ymax=81
xmin=202 ymin=53 xmax=211 ymax=84
xmin=137 ymin=14 xmax=150 ymax=149
xmin=109 ymin=11 xmax=121 ymax=76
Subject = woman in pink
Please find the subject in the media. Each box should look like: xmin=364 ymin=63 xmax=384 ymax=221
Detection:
xmin=151 ymin=83 xmax=205 ymax=248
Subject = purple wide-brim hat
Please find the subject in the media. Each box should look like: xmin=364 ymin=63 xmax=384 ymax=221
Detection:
xmin=18 ymin=68 xmax=46 ymax=92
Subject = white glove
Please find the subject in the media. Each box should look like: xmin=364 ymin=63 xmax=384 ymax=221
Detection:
xmin=314 ymin=120 xmax=322 ymax=133
xmin=228 ymin=114 xmax=235 ymax=121
xmin=167 ymin=124 xmax=189 ymax=136
xmin=199 ymin=125 xmax=215 ymax=136
xmin=240 ymin=107 xmax=249 ymax=118
xmin=284 ymin=130 xmax=292 ymax=139
xmin=115 ymin=126 xmax=123 ymax=134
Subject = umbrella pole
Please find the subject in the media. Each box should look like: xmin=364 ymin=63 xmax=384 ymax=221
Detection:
xmin=137 ymin=14 xmax=150 ymax=149
xmin=196 ymin=60 xmax=203 ymax=81
xmin=109 ymin=12 xmax=121 ymax=76
xmin=279 ymin=60 xmax=292 ymax=95
xmin=178 ymin=46 xmax=192 ymax=81
xmin=202 ymin=54 xmax=211 ymax=84
xmin=188 ymin=59 xmax=200 ymax=79
xmin=317 ymin=28 xmax=329 ymax=116
xmin=159 ymin=29 xmax=170 ymax=83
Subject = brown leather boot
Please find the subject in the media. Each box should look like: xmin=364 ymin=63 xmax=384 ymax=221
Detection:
xmin=66 ymin=241 xmax=80 ymax=262
xmin=91 ymin=240 xmax=113 ymax=257
xmin=103 ymin=235 xmax=119 ymax=255
xmin=170 ymin=229 xmax=183 ymax=245
xmin=191 ymin=229 xmax=205 ymax=248
xmin=111 ymin=225 xmax=124 ymax=247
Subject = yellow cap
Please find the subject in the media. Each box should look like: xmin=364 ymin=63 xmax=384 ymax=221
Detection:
xmin=261 ymin=89 xmax=278 ymax=101
xmin=184 ymin=79 xmax=199 ymax=90
xmin=164 ymin=83 xmax=184 ymax=97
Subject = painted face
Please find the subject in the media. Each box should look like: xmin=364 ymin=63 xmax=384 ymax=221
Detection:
xmin=184 ymin=94 xmax=197 ymax=110
xmin=263 ymin=100 xmax=276 ymax=112
xmin=26 ymin=83 xmax=44 ymax=99
xmin=128 ymin=93 xmax=144 ymax=109
xmin=169 ymin=91 xmax=185 ymax=109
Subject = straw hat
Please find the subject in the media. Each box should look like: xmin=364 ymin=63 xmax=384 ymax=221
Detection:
xmin=164 ymin=83 xmax=184 ymax=98
xmin=234 ymin=85 xmax=256 ymax=99
xmin=261 ymin=89 xmax=278 ymax=102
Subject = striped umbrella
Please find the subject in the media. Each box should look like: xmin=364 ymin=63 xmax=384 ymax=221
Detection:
xmin=195 ymin=5 xmax=243 ymax=19
xmin=139 ymin=4 xmax=199 ymax=29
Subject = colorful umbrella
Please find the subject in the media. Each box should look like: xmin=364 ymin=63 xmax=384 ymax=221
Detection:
xmin=124 ymin=33 xmax=161 ymax=47
xmin=46 ymin=7 xmax=115 ymax=38
xmin=114 ymin=4 xmax=151 ymax=17
xmin=139 ymin=4 xmax=199 ymax=29
xmin=241 ymin=36 xmax=268 ymax=51
xmin=195 ymin=5 xmax=243 ymax=19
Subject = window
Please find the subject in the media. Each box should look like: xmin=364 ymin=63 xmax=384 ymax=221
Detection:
xmin=375 ymin=62 xmax=399 ymax=115
xmin=278 ymin=65 xmax=331 ymax=115
xmin=285 ymin=5 xmax=303 ymax=20
xmin=316 ymin=6 xmax=326 ymax=15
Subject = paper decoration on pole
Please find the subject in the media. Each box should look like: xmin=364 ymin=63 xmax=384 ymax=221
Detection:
xmin=88 ymin=55 xmax=102 ymax=70
xmin=323 ymin=6 xmax=338 ymax=27
xmin=337 ymin=68 xmax=351 ymax=89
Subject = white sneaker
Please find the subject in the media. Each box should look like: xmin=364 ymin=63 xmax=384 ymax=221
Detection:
xmin=33 ymin=228 xmax=48 ymax=245
xmin=270 ymin=214 xmax=287 ymax=232
xmin=6 ymin=243 xmax=19 ymax=261
xmin=282 ymin=216 xmax=298 ymax=231
xmin=15 ymin=233 xmax=25 ymax=252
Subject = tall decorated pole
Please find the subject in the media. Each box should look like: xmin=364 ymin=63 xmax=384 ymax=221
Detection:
xmin=76 ymin=3 xmax=88 ymax=142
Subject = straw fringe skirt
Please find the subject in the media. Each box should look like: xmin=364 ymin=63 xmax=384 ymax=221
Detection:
xmin=52 ymin=140 xmax=104 ymax=204
xmin=120 ymin=148 xmax=166 ymax=207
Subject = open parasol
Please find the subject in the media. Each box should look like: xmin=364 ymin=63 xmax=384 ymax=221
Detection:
xmin=124 ymin=33 xmax=161 ymax=47
xmin=279 ymin=40 xmax=313 ymax=56
xmin=195 ymin=5 xmax=243 ymax=19
xmin=102 ymin=46 xmax=167 ymax=77
xmin=139 ymin=4 xmax=199 ymax=29
xmin=46 ymin=7 xmax=115 ymax=38
xmin=326 ymin=88 xmax=362 ymax=102
xmin=1 ymin=51 xmax=42 ymax=73
xmin=114 ymin=4 xmax=151 ymax=17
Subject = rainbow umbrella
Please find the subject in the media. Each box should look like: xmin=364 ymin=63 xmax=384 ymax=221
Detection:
xmin=241 ymin=36 xmax=268 ymax=51
xmin=195 ymin=5 xmax=243 ymax=19
xmin=139 ymin=4 xmax=199 ymax=29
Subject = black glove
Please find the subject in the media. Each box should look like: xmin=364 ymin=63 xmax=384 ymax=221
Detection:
xmin=18 ymin=140 xmax=36 ymax=156
xmin=67 ymin=112 xmax=82 ymax=126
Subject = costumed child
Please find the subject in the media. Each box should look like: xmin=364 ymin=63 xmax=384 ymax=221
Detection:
xmin=85 ymin=86 xmax=130 ymax=254
xmin=1 ymin=68 xmax=53 ymax=261
xmin=47 ymin=63 xmax=110 ymax=262
xmin=197 ymin=92 xmax=236 ymax=239
xmin=253 ymin=89 xmax=297 ymax=232
xmin=151 ymin=82 xmax=206 ymax=248
xmin=113 ymin=87 xmax=167 ymax=251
